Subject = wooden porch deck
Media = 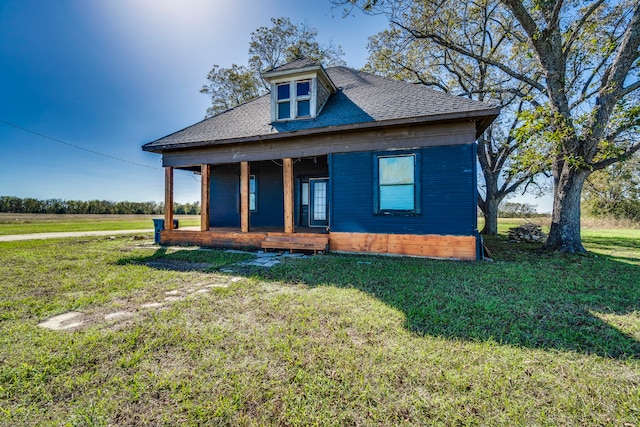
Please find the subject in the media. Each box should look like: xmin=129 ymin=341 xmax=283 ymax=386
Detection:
xmin=159 ymin=227 xmax=329 ymax=253
xmin=159 ymin=227 xmax=478 ymax=260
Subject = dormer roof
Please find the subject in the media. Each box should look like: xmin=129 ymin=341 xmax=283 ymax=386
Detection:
xmin=262 ymin=58 xmax=337 ymax=93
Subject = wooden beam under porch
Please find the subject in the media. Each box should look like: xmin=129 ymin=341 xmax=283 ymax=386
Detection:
xmin=159 ymin=227 xmax=329 ymax=253
xmin=157 ymin=229 xmax=477 ymax=260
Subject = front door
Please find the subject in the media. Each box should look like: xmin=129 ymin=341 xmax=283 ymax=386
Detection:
xmin=309 ymin=178 xmax=329 ymax=227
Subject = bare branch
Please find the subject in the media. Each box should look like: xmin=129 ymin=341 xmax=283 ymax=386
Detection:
xmin=392 ymin=19 xmax=547 ymax=93
xmin=548 ymin=0 xmax=565 ymax=30
xmin=562 ymin=0 xmax=606 ymax=54
xmin=591 ymin=3 xmax=640 ymax=140
xmin=600 ymin=3 xmax=640 ymax=99
xmin=620 ymin=80 xmax=640 ymax=98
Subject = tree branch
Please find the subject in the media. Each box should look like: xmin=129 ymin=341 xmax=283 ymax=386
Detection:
xmin=591 ymin=143 xmax=640 ymax=170
xmin=547 ymin=0 xmax=565 ymax=30
xmin=620 ymin=80 xmax=640 ymax=98
xmin=562 ymin=0 xmax=606 ymax=54
xmin=392 ymin=19 xmax=547 ymax=93
xmin=591 ymin=3 xmax=640 ymax=141
xmin=600 ymin=3 xmax=640 ymax=100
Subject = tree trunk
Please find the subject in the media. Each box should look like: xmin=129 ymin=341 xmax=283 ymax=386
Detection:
xmin=480 ymin=197 xmax=501 ymax=235
xmin=545 ymin=166 xmax=589 ymax=253
xmin=478 ymin=169 xmax=504 ymax=235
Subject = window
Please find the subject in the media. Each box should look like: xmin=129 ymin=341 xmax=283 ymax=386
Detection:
xmin=276 ymin=83 xmax=291 ymax=120
xmin=238 ymin=174 xmax=257 ymax=213
xmin=296 ymin=80 xmax=311 ymax=117
xmin=275 ymin=79 xmax=312 ymax=120
xmin=375 ymin=154 xmax=420 ymax=214
xmin=249 ymin=174 xmax=256 ymax=211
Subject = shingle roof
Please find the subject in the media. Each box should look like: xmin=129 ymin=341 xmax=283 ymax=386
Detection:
xmin=143 ymin=66 xmax=498 ymax=151
xmin=264 ymin=58 xmax=321 ymax=73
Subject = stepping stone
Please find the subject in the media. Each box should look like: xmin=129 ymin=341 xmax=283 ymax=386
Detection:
xmin=140 ymin=302 xmax=163 ymax=309
xmin=38 ymin=312 xmax=84 ymax=331
xmin=104 ymin=311 xmax=133 ymax=320
xmin=165 ymin=290 xmax=182 ymax=296
xmin=205 ymin=283 xmax=229 ymax=289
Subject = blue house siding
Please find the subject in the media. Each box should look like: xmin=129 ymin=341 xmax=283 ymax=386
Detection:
xmin=330 ymin=144 xmax=477 ymax=236
xmin=210 ymin=163 xmax=240 ymax=227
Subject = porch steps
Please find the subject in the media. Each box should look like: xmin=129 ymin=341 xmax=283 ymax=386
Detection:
xmin=261 ymin=233 xmax=329 ymax=254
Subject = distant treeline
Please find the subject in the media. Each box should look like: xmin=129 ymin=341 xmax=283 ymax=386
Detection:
xmin=0 ymin=196 xmax=201 ymax=215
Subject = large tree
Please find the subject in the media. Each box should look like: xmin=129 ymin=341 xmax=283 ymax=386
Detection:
xmin=363 ymin=3 xmax=548 ymax=235
xmin=337 ymin=0 xmax=640 ymax=252
xmin=201 ymin=17 xmax=345 ymax=118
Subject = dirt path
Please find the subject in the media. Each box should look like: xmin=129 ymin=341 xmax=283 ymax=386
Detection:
xmin=0 ymin=229 xmax=151 ymax=242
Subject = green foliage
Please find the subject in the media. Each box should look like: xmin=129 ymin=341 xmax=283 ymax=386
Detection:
xmin=0 ymin=196 xmax=199 ymax=215
xmin=583 ymin=155 xmax=640 ymax=223
xmin=248 ymin=17 xmax=345 ymax=74
xmin=199 ymin=64 xmax=262 ymax=118
xmin=201 ymin=17 xmax=345 ymax=118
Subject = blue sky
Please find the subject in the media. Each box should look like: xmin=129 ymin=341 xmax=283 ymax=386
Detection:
xmin=0 ymin=0 xmax=552 ymax=212
xmin=0 ymin=0 xmax=389 ymax=203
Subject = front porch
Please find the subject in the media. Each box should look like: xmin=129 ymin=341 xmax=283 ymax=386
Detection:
xmin=160 ymin=155 xmax=330 ymax=253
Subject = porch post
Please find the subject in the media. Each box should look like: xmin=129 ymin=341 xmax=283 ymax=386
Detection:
xmin=240 ymin=161 xmax=250 ymax=233
xmin=200 ymin=164 xmax=210 ymax=231
xmin=164 ymin=166 xmax=174 ymax=231
xmin=283 ymin=158 xmax=294 ymax=234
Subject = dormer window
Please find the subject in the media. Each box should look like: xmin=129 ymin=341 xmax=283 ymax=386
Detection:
xmin=276 ymin=80 xmax=312 ymax=120
xmin=296 ymin=81 xmax=311 ymax=117
xmin=277 ymin=83 xmax=291 ymax=119
xmin=263 ymin=59 xmax=337 ymax=123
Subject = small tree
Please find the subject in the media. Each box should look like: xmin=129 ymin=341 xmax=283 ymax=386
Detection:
xmin=201 ymin=17 xmax=345 ymax=118
xmin=582 ymin=154 xmax=640 ymax=222
xmin=499 ymin=202 xmax=538 ymax=218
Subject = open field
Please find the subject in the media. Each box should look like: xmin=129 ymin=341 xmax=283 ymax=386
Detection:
xmin=0 ymin=214 xmax=200 ymax=235
xmin=3 ymin=212 xmax=636 ymax=236
xmin=1 ymin=220 xmax=639 ymax=425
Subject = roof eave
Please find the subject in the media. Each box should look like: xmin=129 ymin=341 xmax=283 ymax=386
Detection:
xmin=142 ymin=107 xmax=501 ymax=154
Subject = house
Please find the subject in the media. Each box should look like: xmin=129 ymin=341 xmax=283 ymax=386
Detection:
xmin=142 ymin=59 xmax=499 ymax=260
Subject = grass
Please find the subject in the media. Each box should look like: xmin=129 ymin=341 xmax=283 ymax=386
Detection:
xmin=0 ymin=221 xmax=639 ymax=425
xmin=0 ymin=213 xmax=200 ymax=235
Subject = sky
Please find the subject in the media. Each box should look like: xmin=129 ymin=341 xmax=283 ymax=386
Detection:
xmin=0 ymin=0 xmax=552 ymax=212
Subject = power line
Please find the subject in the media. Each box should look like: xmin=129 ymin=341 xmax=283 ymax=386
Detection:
xmin=0 ymin=118 xmax=161 ymax=170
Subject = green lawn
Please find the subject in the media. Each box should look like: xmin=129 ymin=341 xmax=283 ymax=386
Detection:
xmin=0 ymin=213 xmax=200 ymax=235
xmin=0 ymin=225 xmax=639 ymax=425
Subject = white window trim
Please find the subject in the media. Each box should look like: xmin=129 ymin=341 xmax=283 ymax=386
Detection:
xmin=271 ymin=78 xmax=318 ymax=122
